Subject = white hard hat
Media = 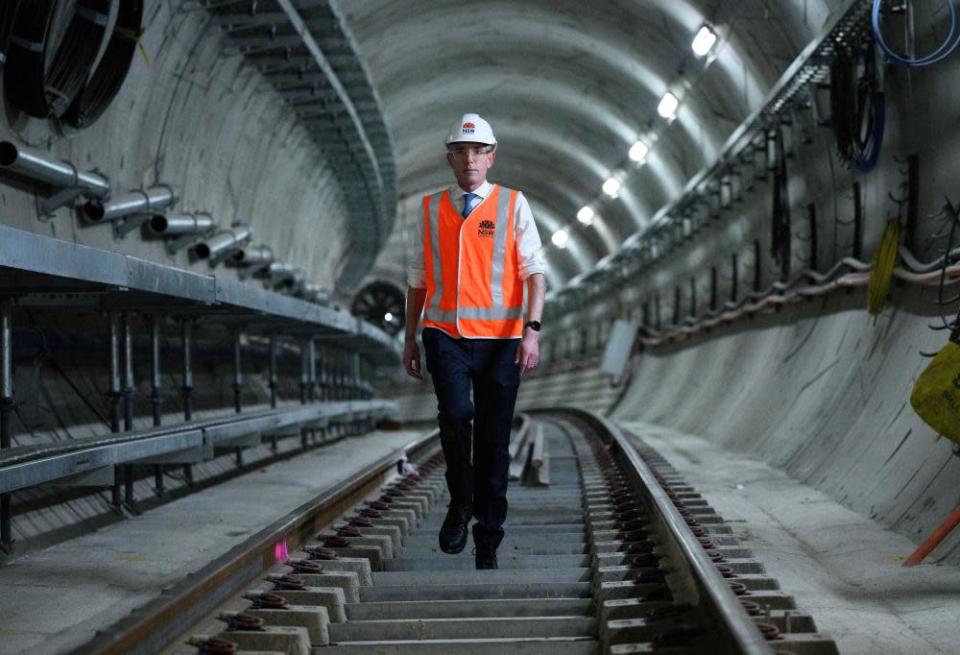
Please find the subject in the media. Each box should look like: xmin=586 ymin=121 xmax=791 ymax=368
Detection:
xmin=445 ymin=113 xmax=497 ymax=146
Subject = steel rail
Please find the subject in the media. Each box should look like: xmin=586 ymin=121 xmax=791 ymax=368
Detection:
xmin=70 ymin=428 xmax=441 ymax=655
xmin=548 ymin=407 xmax=772 ymax=655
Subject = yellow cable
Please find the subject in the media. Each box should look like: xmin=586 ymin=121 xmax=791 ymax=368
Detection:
xmin=868 ymin=219 xmax=900 ymax=315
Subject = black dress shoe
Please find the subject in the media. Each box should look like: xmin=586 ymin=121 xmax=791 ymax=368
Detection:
xmin=472 ymin=523 xmax=501 ymax=570
xmin=475 ymin=550 xmax=498 ymax=570
xmin=438 ymin=504 xmax=472 ymax=554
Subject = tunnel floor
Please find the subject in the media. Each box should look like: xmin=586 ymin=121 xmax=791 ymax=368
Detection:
xmin=0 ymin=430 xmax=422 ymax=654
xmin=623 ymin=420 xmax=960 ymax=655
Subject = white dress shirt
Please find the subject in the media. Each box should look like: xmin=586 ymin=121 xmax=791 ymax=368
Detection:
xmin=407 ymin=180 xmax=546 ymax=289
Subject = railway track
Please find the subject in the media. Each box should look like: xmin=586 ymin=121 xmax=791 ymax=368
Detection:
xmin=82 ymin=409 xmax=838 ymax=655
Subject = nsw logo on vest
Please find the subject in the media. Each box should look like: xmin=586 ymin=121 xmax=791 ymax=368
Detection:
xmin=462 ymin=122 xmax=475 ymax=135
xmin=477 ymin=219 xmax=495 ymax=239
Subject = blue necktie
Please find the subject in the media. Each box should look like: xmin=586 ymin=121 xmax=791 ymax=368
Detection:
xmin=461 ymin=193 xmax=477 ymax=218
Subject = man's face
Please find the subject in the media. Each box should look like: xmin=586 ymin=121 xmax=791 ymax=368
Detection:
xmin=446 ymin=142 xmax=496 ymax=191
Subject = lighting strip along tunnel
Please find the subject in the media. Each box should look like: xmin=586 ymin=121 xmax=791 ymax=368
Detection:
xmin=83 ymin=409 xmax=840 ymax=655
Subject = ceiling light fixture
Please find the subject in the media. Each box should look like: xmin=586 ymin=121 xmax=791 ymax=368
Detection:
xmin=602 ymin=177 xmax=621 ymax=198
xmin=552 ymin=229 xmax=569 ymax=248
xmin=692 ymin=24 xmax=718 ymax=57
xmin=628 ymin=140 xmax=649 ymax=162
xmin=577 ymin=206 xmax=595 ymax=225
xmin=657 ymin=92 xmax=680 ymax=120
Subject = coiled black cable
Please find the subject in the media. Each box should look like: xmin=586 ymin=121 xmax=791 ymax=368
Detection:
xmin=4 ymin=0 xmax=112 ymax=119
xmin=62 ymin=0 xmax=144 ymax=129
xmin=770 ymin=126 xmax=792 ymax=281
xmin=830 ymin=39 xmax=886 ymax=173
xmin=0 ymin=0 xmax=22 ymax=73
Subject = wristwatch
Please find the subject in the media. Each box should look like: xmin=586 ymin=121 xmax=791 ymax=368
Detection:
xmin=524 ymin=320 xmax=541 ymax=332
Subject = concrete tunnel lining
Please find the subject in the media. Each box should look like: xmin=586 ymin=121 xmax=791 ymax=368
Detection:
xmin=1 ymin=0 xmax=960 ymax=652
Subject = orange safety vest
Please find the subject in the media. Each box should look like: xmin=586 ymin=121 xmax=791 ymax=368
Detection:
xmin=422 ymin=184 xmax=524 ymax=339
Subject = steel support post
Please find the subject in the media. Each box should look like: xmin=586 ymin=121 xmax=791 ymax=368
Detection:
xmin=108 ymin=313 xmax=123 ymax=508
xmin=333 ymin=354 xmax=340 ymax=400
xmin=268 ymin=334 xmax=278 ymax=409
xmin=181 ymin=320 xmax=194 ymax=485
xmin=122 ymin=314 xmax=135 ymax=431
xmin=317 ymin=346 xmax=325 ymax=401
xmin=1 ymin=302 xmax=14 ymax=546
xmin=346 ymin=353 xmax=354 ymax=401
xmin=306 ymin=338 xmax=317 ymax=445
xmin=352 ymin=353 xmax=360 ymax=401
xmin=150 ymin=316 xmax=162 ymax=426
xmin=232 ymin=330 xmax=243 ymax=414
xmin=150 ymin=316 xmax=164 ymax=496
xmin=122 ymin=314 xmax=136 ymax=505
xmin=298 ymin=339 xmax=309 ymax=448
xmin=181 ymin=320 xmax=193 ymax=421
xmin=307 ymin=338 xmax=316 ymax=403
xmin=299 ymin=339 xmax=310 ymax=405
xmin=108 ymin=313 xmax=122 ymax=433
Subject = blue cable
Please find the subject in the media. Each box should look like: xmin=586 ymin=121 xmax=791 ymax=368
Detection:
xmin=872 ymin=0 xmax=960 ymax=66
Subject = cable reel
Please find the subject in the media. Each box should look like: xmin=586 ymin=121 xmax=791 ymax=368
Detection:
xmin=2 ymin=1 xmax=143 ymax=125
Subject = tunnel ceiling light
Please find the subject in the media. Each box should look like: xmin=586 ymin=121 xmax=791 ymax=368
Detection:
xmin=602 ymin=177 xmax=621 ymax=198
xmin=577 ymin=206 xmax=595 ymax=225
xmin=628 ymin=140 xmax=649 ymax=163
xmin=384 ymin=311 xmax=394 ymax=323
xmin=657 ymin=92 xmax=680 ymax=120
xmin=692 ymin=24 xmax=718 ymax=57
xmin=552 ymin=229 xmax=569 ymax=248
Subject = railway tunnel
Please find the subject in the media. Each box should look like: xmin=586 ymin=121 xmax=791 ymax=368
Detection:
xmin=0 ymin=1 xmax=959 ymax=653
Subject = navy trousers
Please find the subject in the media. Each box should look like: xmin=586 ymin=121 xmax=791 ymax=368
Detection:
xmin=422 ymin=327 xmax=520 ymax=541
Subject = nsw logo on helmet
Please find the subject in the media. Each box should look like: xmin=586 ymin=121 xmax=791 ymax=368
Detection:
xmin=462 ymin=122 xmax=475 ymax=134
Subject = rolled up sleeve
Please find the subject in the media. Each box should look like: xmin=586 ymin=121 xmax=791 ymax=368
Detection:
xmin=514 ymin=192 xmax=546 ymax=280
xmin=407 ymin=199 xmax=427 ymax=289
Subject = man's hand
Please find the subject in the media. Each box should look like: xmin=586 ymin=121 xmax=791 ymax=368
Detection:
xmin=403 ymin=337 xmax=423 ymax=379
xmin=515 ymin=329 xmax=540 ymax=377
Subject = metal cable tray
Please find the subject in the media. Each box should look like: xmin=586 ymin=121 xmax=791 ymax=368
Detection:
xmin=0 ymin=399 xmax=395 ymax=495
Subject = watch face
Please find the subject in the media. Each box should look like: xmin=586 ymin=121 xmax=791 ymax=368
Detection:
xmin=526 ymin=321 xmax=541 ymax=331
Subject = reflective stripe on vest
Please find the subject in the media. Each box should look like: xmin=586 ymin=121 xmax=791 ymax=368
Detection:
xmin=422 ymin=185 xmax=523 ymax=338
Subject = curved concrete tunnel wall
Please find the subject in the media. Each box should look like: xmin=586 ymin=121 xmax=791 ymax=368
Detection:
xmin=1 ymin=4 xmax=353 ymax=293
xmin=612 ymin=291 xmax=960 ymax=564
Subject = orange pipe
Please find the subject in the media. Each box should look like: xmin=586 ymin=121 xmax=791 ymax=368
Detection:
xmin=903 ymin=505 xmax=960 ymax=567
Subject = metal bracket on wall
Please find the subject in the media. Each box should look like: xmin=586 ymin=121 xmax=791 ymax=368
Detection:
xmin=165 ymin=231 xmax=209 ymax=255
xmin=36 ymin=187 xmax=86 ymax=218
xmin=237 ymin=265 xmax=267 ymax=281
xmin=112 ymin=214 xmax=152 ymax=240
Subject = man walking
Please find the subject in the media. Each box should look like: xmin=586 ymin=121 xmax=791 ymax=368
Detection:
xmin=403 ymin=113 xmax=546 ymax=569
